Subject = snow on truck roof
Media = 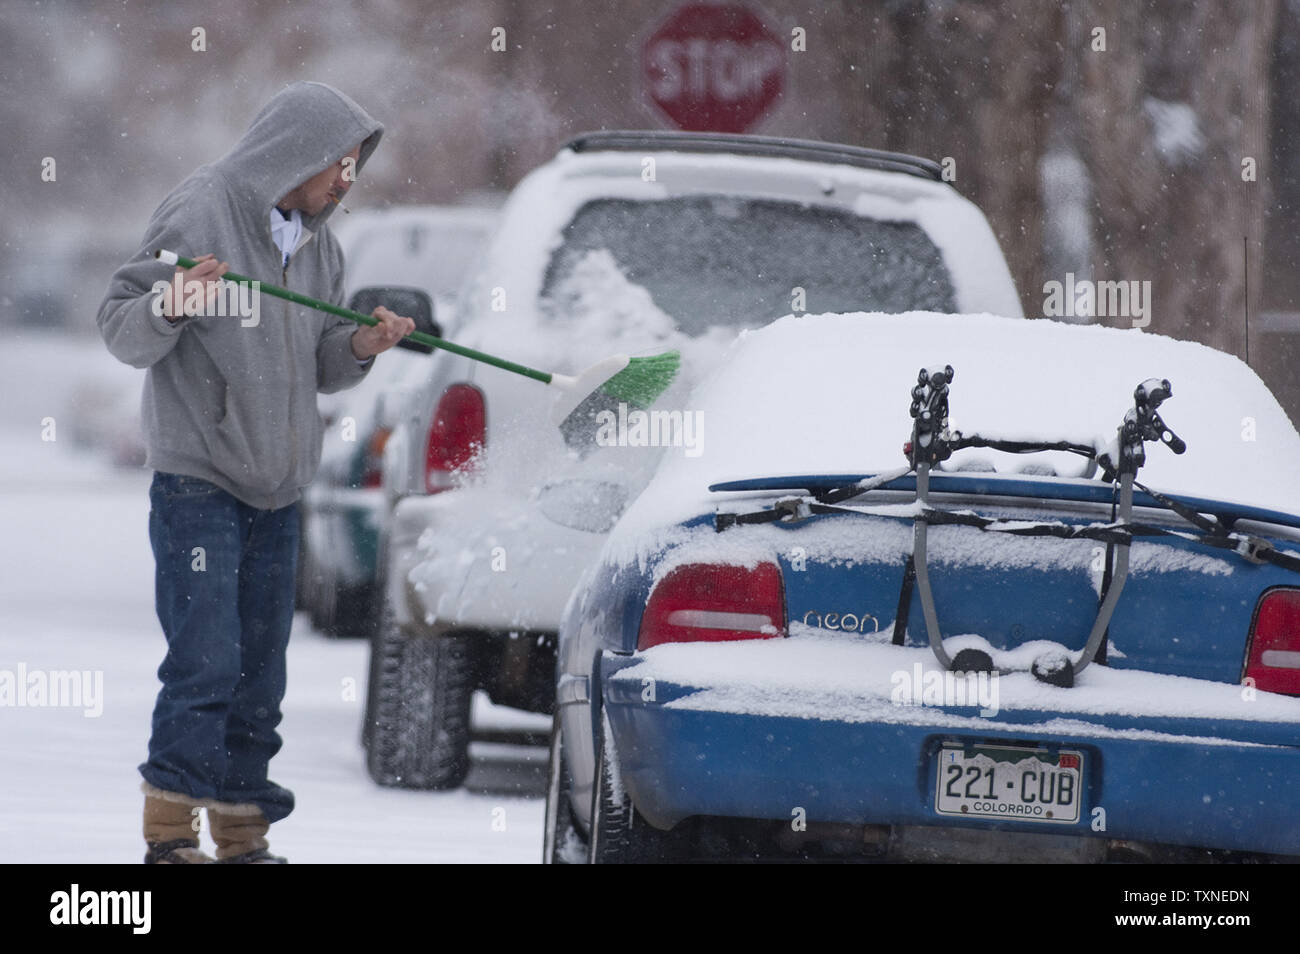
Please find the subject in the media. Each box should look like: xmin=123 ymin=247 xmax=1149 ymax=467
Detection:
xmin=618 ymin=312 xmax=1300 ymax=534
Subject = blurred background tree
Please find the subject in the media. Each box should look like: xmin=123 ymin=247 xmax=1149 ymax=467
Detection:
xmin=2 ymin=0 xmax=1295 ymax=417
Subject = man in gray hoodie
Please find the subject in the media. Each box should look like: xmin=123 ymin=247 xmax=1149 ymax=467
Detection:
xmin=98 ymin=82 xmax=413 ymax=863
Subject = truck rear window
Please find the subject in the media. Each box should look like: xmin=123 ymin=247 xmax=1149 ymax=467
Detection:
xmin=540 ymin=196 xmax=957 ymax=334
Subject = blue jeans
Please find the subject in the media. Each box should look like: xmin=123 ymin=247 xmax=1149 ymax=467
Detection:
xmin=140 ymin=471 xmax=298 ymax=823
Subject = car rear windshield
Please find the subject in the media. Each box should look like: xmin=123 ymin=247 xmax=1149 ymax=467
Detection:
xmin=539 ymin=196 xmax=956 ymax=334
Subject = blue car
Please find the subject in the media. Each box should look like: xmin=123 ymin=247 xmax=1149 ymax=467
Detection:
xmin=544 ymin=312 xmax=1300 ymax=863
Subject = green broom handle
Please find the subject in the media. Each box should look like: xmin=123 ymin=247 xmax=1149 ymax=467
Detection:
xmin=155 ymin=250 xmax=552 ymax=384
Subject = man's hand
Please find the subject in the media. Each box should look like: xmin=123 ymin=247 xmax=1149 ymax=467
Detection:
xmin=351 ymin=306 xmax=416 ymax=360
xmin=161 ymin=253 xmax=229 ymax=322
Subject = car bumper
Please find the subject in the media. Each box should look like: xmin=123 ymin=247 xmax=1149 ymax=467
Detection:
xmin=600 ymin=653 xmax=1300 ymax=857
xmin=389 ymin=488 xmax=606 ymax=633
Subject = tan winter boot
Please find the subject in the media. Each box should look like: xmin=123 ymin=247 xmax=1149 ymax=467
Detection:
xmin=209 ymin=802 xmax=287 ymax=864
xmin=142 ymin=782 xmax=214 ymax=864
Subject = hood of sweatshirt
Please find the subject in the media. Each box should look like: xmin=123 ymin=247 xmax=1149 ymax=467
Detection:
xmin=211 ymin=81 xmax=384 ymax=232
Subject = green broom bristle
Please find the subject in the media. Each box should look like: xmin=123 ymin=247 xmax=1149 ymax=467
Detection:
xmin=599 ymin=350 xmax=681 ymax=407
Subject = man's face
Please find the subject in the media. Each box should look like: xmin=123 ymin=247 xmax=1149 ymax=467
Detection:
xmin=279 ymin=144 xmax=362 ymax=215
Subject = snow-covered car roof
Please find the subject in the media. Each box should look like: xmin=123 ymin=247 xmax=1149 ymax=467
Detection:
xmin=333 ymin=203 xmax=498 ymax=302
xmin=617 ymin=312 xmax=1300 ymax=535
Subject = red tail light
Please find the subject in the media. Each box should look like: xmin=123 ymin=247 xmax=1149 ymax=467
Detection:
xmin=425 ymin=383 xmax=485 ymax=493
xmin=360 ymin=426 xmax=391 ymax=489
xmin=1244 ymin=588 xmax=1300 ymax=695
xmin=638 ymin=562 xmax=786 ymax=651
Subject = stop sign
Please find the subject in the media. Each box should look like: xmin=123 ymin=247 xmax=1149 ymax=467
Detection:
xmin=643 ymin=4 xmax=786 ymax=133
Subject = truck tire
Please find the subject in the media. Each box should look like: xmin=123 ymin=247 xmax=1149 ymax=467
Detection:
xmin=364 ymin=603 xmax=475 ymax=790
xmin=303 ymin=541 xmax=338 ymax=635
xmin=325 ymin=581 xmax=377 ymax=640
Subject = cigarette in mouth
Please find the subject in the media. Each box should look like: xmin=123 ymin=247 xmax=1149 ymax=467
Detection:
xmin=329 ymin=193 xmax=350 ymax=213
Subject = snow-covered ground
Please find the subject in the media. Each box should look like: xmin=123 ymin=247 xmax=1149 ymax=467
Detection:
xmin=0 ymin=332 xmax=545 ymax=864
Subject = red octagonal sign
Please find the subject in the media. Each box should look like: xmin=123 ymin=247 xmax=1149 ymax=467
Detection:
xmin=643 ymin=3 xmax=786 ymax=133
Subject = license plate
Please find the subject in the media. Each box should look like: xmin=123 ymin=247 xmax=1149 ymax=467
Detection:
xmin=934 ymin=743 xmax=1083 ymax=824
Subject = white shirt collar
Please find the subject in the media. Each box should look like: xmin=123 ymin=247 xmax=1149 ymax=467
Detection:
xmin=270 ymin=207 xmax=303 ymax=264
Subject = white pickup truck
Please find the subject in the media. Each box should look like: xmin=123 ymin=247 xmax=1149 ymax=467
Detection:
xmin=364 ymin=131 xmax=1024 ymax=789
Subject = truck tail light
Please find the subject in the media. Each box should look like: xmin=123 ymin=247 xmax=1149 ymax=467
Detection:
xmin=425 ymin=383 xmax=485 ymax=493
xmin=1244 ymin=587 xmax=1300 ymax=696
xmin=638 ymin=562 xmax=786 ymax=651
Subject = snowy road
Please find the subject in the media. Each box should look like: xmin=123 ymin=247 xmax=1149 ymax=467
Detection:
xmin=0 ymin=336 xmax=545 ymax=863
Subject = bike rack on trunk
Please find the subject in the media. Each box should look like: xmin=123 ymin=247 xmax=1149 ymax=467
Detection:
xmin=905 ymin=367 xmax=1183 ymax=685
